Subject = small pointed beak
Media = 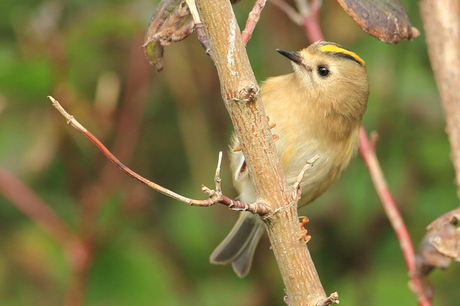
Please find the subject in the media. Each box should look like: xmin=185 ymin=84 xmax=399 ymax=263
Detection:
xmin=276 ymin=49 xmax=302 ymax=65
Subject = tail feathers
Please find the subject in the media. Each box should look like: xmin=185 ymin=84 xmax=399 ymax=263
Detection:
xmin=231 ymin=223 xmax=264 ymax=277
xmin=210 ymin=212 xmax=264 ymax=277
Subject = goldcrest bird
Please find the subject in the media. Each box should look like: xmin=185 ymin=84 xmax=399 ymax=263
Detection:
xmin=210 ymin=41 xmax=369 ymax=277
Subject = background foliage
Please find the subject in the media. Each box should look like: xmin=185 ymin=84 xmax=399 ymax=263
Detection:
xmin=0 ymin=0 xmax=458 ymax=305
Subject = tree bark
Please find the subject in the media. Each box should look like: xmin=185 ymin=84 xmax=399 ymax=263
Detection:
xmin=420 ymin=0 xmax=460 ymax=196
xmin=195 ymin=0 xmax=327 ymax=304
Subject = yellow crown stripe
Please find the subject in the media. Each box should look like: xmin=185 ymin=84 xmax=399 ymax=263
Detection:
xmin=319 ymin=44 xmax=365 ymax=67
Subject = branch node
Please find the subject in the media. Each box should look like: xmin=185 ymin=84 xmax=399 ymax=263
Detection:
xmin=226 ymin=198 xmax=272 ymax=215
xmin=315 ymin=292 xmax=339 ymax=306
xmin=236 ymin=85 xmax=259 ymax=103
xmin=201 ymin=184 xmax=210 ymax=193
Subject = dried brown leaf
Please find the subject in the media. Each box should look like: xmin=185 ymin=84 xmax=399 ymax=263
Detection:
xmin=428 ymin=207 xmax=460 ymax=262
xmin=142 ymin=0 xmax=194 ymax=71
xmin=336 ymin=0 xmax=420 ymax=43
xmin=432 ymin=228 xmax=460 ymax=262
xmin=415 ymin=207 xmax=460 ymax=277
xmin=427 ymin=207 xmax=460 ymax=231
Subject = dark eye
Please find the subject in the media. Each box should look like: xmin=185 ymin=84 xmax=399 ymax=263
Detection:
xmin=317 ymin=66 xmax=330 ymax=77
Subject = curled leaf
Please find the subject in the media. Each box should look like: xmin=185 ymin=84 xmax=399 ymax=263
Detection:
xmin=428 ymin=207 xmax=460 ymax=262
xmin=415 ymin=207 xmax=460 ymax=277
xmin=336 ymin=0 xmax=420 ymax=43
xmin=142 ymin=0 xmax=194 ymax=71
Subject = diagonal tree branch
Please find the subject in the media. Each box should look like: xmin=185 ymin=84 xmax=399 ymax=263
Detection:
xmin=195 ymin=0 xmax=327 ymax=305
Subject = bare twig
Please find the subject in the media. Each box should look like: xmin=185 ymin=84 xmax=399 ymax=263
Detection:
xmin=185 ymin=0 xmax=201 ymax=23
xmin=359 ymin=127 xmax=431 ymax=306
xmin=270 ymin=0 xmax=303 ymax=26
xmin=195 ymin=22 xmax=211 ymax=55
xmin=65 ymin=37 xmax=152 ymax=306
xmin=272 ymin=0 xmax=323 ymax=43
xmin=315 ymin=292 xmax=339 ymax=306
xmin=241 ymin=0 xmax=267 ymax=44
xmin=298 ymin=0 xmax=323 ymax=43
xmin=186 ymin=0 xmax=211 ymax=55
xmin=294 ymin=0 xmax=310 ymax=16
xmin=311 ymin=0 xmax=322 ymax=13
xmin=48 ymin=96 xmax=271 ymax=215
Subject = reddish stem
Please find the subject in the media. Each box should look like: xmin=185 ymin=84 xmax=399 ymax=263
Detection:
xmin=359 ymin=127 xmax=430 ymax=305
xmin=302 ymin=10 xmax=323 ymax=42
xmin=241 ymin=0 xmax=267 ymax=44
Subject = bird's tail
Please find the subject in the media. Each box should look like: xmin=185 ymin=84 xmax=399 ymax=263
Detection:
xmin=210 ymin=211 xmax=264 ymax=277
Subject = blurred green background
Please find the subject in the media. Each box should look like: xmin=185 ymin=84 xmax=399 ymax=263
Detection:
xmin=0 ymin=0 xmax=458 ymax=305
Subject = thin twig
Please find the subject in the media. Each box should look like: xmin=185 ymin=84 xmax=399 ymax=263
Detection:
xmin=241 ymin=0 xmax=267 ymax=44
xmin=185 ymin=0 xmax=201 ymax=23
xmin=195 ymin=22 xmax=211 ymax=56
xmin=315 ymin=292 xmax=339 ymax=306
xmin=186 ymin=0 xmax=211 ymax=56
xmin=310 ymin=0 xmax=322 ymax=15
xmin=270 ymin=0 xmax=303 ymax=26
xmin=297 ymin=0 xmax=323 ymax=43
xmin=294 ymin=0 xmax=310 ymax=17
xmin=48 ymin=96 xmax=271 ymax=215
xmin=359 ymin=127 xmax=430 ymax=306
xmin=272 ymin=0 xmax=323 ymax=43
